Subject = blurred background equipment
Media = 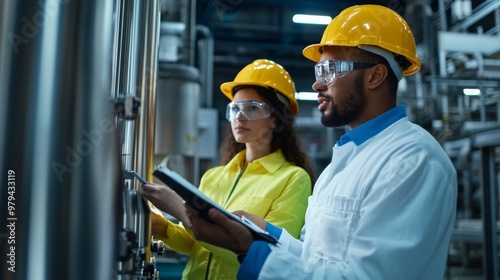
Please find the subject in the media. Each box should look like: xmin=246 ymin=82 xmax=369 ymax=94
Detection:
xmin=1 ymin=0 xmax=499 ymax=279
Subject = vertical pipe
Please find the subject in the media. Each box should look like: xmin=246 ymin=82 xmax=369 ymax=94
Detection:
xmin=497 ymin=92 xmax=500 ymax=123
xmin=0 ymin=0 xmax=12 ymax=179
xmin=112 ymin=0 xmax=159 ymax=186
xmin=134 ymin=0 xmax=160 ymax=184
xmin=415 ymin=71 xmax=424 ymax=109
xmin=441 ymin=95 xmax=449 ymax=121
xmin=111 ymin=0 xmax=160 ymax=277
xmin=197 ymin=25 xmax=214 ymax=108
xmin=112 ymin=0 xmax=141 ymax=174
xmin=182 ymin=0 xmax=196 ymax=66
xmin=479 ymin=90 xmax=486 ymax=122
xmin=133 ymin=0 xmax=160 ymax=269
xmin=437 ymin=0 xmax=449 ymax=124
xmin=111 ymin=4 xmax=141 ymax=277
xmin=457 ymin=94 xmax=464 ymax=116
xmin=480 ymin=147 xmax=499 ymax=280
xmin=438 ymin=0 xmax=448 ymax=31
xmin=0 ymin=1 xmax=121 ymax=280
xmin=422 ymin=1 xmax=440 ymax=113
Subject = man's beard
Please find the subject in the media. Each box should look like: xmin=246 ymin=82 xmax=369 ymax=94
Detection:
xmin=320 ymin=73 xmax=367 ymax=128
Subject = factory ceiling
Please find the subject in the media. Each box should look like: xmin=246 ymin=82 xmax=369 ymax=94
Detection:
xmin=193 ymin=0 xmax=412 ymax=93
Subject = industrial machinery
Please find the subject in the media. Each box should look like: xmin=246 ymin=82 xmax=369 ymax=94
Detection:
xmin=1 ymin=0 xmax=163 ymax=279
xmin=111 ymin=0 xmax=161 ymax=278
xmin=0 ymin=0 xmax=214 ymax=278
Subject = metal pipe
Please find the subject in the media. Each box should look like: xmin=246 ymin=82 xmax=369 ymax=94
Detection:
xmin=480 ymin=146 xmax=499 ymax=280
xmin=111 ymin=0 xmax=160 ymax=278
xmin=415 ymin=72 xmax=424 ymax=109
xmin=441 ymin=94 xmax=449 ymax=120
xmin=497 ymin=92 xmax=500 ymax=123
xmin=134 ymin=0 xmax=160 ymax=184
xmin=450 ymin=0 xmax=500 ymax=32
xmin=182 ymin=0 xmax=196 ymax=66
xmin=112 ymin=0 xmax=159 ymax=186
xmin=132 ymin=0 xmax=160 ymax=270
xmin=479 ymin=90 xmax=486 ymax=122
xmin=196 ymin=25 xmax=213 ymax=108
xmin=437 ymin=0 xmax=447 ymax=79
xmin=438 ymin=0 xmax=447 ymax=31
xmin=0 ymin=1 xmax=121 ymax=280
xmin=112 ymin=0 xmax=141 ymax=174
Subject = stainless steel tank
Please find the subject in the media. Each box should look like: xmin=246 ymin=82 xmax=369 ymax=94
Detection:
xmin=0 ymin=1 xmax=121 ymax=280
xmin=155 ymin=63 xmax=200 ymax=183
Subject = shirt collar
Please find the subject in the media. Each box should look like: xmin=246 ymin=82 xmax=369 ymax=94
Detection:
xmin=337 ymin=105 xmax=406 ymax=146
xmin=226 ymin=149 xmax=286 ymax=174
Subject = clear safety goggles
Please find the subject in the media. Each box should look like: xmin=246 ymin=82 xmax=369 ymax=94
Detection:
xmin=315 ymin=60 xmax=375 ymax=86
xmin=226 ymin=100 xmax=273 ymax=121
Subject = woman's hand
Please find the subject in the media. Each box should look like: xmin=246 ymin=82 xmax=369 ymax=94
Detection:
xmin=141 ymin=183 xmax=189 ymax=225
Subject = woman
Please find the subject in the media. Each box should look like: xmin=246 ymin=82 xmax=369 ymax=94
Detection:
xmin=142 ymin=59 xmax=316 ymax=279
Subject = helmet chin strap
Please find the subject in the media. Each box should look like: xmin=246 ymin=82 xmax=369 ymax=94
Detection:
xmin=358 ymin=45 xmax=404 ymax=81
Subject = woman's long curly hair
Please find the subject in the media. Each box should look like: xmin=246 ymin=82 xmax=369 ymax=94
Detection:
xmin=219 ymin=85 xmax=317 ymax=187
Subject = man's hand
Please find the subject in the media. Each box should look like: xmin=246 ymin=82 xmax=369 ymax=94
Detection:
xmin=233 ymin=210 xmax=266 ymax=230
xmin=185 ymin=204 xmax=255 ymax=254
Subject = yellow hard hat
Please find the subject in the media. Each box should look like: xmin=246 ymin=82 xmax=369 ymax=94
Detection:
xmin=220 ymin=59 xmax=299 ymax=115
xmin=302 ymin=5 xmax=421 ymax=77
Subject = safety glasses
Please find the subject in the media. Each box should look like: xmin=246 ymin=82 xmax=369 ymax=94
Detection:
xmin=315 ymin=60 xmax=375 ymax=86
xmin=226 ymin=100 xmax=273 ymax=121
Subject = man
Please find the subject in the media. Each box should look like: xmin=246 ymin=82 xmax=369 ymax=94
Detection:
xmin=185 ymin=5 xmax=457 ymax=280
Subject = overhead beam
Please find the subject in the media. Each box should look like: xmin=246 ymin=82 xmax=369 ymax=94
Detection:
xmin=427 ymin=77 xmax=500 ymax=88
xmin=438 ymin=31 xmax=500 ymax=55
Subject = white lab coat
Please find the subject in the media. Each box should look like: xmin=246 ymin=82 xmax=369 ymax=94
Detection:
xmin=258 ymin=117 xmax=457 ymax=280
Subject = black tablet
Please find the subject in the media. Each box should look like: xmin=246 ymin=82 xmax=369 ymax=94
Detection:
xmin=153 ymin=165 xmax=278 ymax=245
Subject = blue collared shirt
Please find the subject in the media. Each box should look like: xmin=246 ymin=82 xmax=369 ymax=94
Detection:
xmin=337 ymin=105 xmax=406 ymax=146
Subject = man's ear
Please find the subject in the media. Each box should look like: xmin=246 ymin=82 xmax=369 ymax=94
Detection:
xmin=365 ymin=64 xmax=388 ymax=90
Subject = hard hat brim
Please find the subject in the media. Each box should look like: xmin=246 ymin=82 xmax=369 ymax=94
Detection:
xmin=302 ymin=43 xmax=324 ymax=63
xmin=220 ymin=81 xmax=298 ymax=115
xmin=220 ymin=81 xmax=274 ymax=101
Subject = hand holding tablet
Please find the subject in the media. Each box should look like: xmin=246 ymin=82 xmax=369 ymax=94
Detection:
xmin=153 ymin=165 xmax=278 ymax=245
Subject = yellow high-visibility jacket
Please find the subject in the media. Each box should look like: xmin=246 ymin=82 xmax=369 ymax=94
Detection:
xmin=156 ymin=149 xmax=311 ymax=280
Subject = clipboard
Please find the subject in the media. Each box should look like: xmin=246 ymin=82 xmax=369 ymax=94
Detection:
xmin=153 ymin=165 xmax=278 ymax=245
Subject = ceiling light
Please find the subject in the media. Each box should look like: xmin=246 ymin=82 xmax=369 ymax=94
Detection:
xmin=463 ymin=88 xmax=481 ymax=96
xmin=292 ymin=14 xmax=332 ymax=25
xmin=296 ymin=92 xmax=318 ymax=101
